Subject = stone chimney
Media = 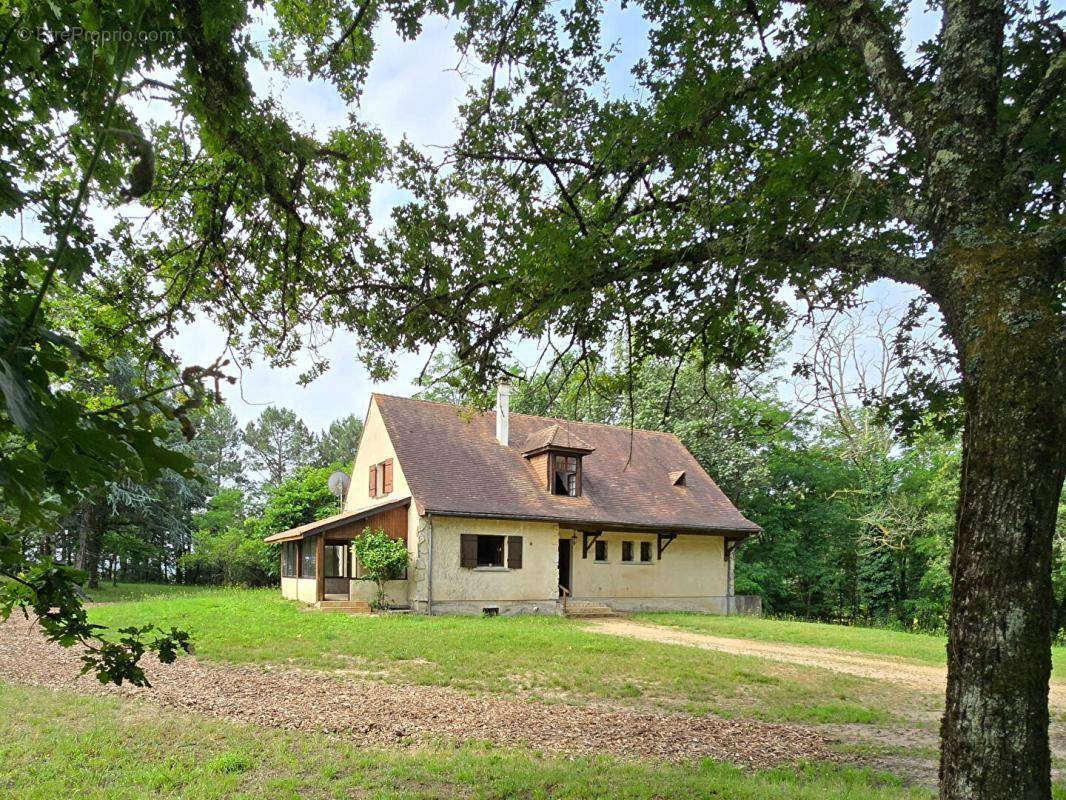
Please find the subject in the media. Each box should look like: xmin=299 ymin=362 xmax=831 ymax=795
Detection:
xmin=495 ymin=383 xmax=511 ymax=446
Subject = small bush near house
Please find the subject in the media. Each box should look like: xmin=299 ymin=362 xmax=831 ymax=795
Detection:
xmin=353 ymin=528 xmax=408 ymax=610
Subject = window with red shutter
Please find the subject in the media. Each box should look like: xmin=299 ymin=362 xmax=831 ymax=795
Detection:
xmin=383 ymin=459 xmax=393 ymax=494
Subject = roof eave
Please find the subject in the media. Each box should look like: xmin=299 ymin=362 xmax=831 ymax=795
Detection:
xmin=422 ymin=507 xmax=760 ymax=536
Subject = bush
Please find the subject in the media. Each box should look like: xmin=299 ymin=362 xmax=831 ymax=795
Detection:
xmin=352 ymin=527 xmax=408 ymax=610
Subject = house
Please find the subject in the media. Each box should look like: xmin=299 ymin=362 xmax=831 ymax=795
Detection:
xmin=264 ymin=388 xmax=762 ymax=616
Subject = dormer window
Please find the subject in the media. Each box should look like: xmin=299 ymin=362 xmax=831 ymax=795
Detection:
xmin=521 ymin=424 xmax=595 ymax=498
xmin=552 ymin=454 xmax=581 ymax=496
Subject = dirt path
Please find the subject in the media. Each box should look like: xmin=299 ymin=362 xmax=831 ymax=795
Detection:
xmin=0 ymin=615 xmax=834 ymax=769
xmin=587 ymin=618 xmax=1066 ymax=710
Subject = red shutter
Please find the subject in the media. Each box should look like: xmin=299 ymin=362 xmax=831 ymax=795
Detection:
xmin=507 ymin=536 xmax=523 ymax=569
xmin=383 ymin=459 xmax=394 ymax=494
xmin=368 ymin=464 xmax=377 ymax=497
xmin=460 ymin=534 xmax=478 ymax=568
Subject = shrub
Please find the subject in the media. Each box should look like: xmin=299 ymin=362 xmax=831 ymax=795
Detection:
xmin=352 ymin=527 xmax=408 ymax=610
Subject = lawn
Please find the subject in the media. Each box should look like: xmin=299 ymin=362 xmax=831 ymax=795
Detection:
xmin=84 ymin=582 xmax=216 ymax=604
xmin=0 ymin=682 xmax=932 ymax=800
xmin=637 ymin=613 xmax=1066 ymax=681
xmin=86 ymin=587 xmax=911 ymax=725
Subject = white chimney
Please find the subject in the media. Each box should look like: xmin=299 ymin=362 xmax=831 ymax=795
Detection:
xmin=495 ymin=383 xmax=511 ymax=446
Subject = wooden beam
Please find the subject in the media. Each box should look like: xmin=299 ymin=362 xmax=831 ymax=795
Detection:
xmin=316 ymin=534 xmax=325 ymax=602
xmin=724 ymin=537 xmax=739 ymax=562
xmin=657 ymin=533 xmax=677 ymax=559
xmin=582 ymin=530 xmax=602 ymax=559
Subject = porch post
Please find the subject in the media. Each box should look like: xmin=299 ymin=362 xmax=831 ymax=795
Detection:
xmin=316 ymin=534 xmax=324 ymax=602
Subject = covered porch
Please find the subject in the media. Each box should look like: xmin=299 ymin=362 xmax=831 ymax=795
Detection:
xmin=264 ymin=499 xmax=410 ymax=605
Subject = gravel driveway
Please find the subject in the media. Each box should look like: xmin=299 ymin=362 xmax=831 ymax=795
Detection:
xmin=0 ymin=614 xmax=835 ymax=769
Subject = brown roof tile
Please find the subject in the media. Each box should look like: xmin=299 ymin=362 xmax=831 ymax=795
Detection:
xmin=374 ymin=395 xmax=760 ymax=535
xmin=521 ymin=424 xmax=595 ymax=454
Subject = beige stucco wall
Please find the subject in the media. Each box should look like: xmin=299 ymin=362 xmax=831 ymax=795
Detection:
xmin=344 ymin=398 xmax=420 ymax=604
xmin=280 ymin=576 xmax=318 ymax=603
xmin=562 ymin=530 xmax=728 ymax=599
xmin=427 ymin=516 xmax=559 ymax=604
xmin=344 ymin=399 xmax=411 ymax=512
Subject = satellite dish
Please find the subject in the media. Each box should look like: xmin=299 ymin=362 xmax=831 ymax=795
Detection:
xmin=327 ymin=470 xmax=351 ymax=499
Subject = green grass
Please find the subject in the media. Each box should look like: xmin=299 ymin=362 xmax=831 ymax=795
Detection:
xmin=85 ymin=582 xmax=216 ymax=604
xmin=637 ymin=613 xmax=1066 ymax=681
xmin=86 ymin=588 xmax=903 ymax=725
xmin=0 ymin=682 xmax=932 ymax=800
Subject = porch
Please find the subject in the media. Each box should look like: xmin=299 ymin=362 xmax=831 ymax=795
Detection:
xmin=266 ymin=498 xmax=410 ymax=606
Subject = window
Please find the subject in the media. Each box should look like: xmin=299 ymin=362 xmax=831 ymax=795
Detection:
xmin=460 ymin=534 xmax=523 ymax=569
xmin=552 ymin=454 xmax=581 ymax=496
xmin=477 ymin=535 xmax=505 ymax=567
xmin=640 ymin=541 xmax=653 ymax=563
xmin=368 ymin=459 xmax=394 ymax=498
xmin=594 ymin=539 xmax=608 ymax=561
xmin=281 ymin=542 xmax=297 ymax=577
xmin=622 ymin=541 xmax=634 ymax=562
xmin=300 ymin=539 xmax=317 ymax=577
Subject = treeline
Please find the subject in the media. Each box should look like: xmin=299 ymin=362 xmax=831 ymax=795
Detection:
xmin=30 ymin=393 xmax=364 ymax=592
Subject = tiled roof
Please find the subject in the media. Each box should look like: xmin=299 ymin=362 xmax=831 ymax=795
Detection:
xmin=521 ymin=424 xmax=595 ymax=454
xmin=374 ymin=394 xmax=760 ymax=535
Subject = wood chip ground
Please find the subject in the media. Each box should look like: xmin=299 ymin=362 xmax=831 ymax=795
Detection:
xmin=0 ymin=615 xmax=836 ymax=768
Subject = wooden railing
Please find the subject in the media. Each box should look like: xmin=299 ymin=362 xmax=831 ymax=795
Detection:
xmin=559 ymin=584 xmax=571 ymax=612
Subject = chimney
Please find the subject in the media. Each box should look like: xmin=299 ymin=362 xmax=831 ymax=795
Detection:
xmin=495 ymin=383 xmax=511 ymax=446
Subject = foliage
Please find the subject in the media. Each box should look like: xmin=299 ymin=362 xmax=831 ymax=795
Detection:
xmin=352 ymin=527 xmax=408 ymax=609
xmin=256 ymin=466 xmax=341 ymax=538
xmin=242 ymin=408 xmax=317 ymax=489
xmin=316 ymin=414 xmax=364 ymax=469
xmin=179 ymin=490 xmax=276 ymax=587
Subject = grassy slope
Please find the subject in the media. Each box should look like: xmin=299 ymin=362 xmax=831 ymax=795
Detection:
xmin=87 ymin=588 xmax=909 ymax=725
xmin=637 ymin=613 xmax=1066 ymax=681
xmin=0 ymin=682 xmax=932 ymax=800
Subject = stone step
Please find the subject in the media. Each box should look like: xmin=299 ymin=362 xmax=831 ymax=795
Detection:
xmin=315 ymin=600 xmax=372 ymax=614
xmin=563 ymin=602 xmax=618 ymax=618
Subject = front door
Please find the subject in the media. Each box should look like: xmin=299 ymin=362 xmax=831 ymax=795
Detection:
xmin=558 ymin=538 xmax=572 ymax=595
xmin=323 ymin=542 xmax=350 ymax=600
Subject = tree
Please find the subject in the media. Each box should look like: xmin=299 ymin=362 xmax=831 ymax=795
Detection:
xmin=352 ymin=528 xmax=409 ymax=610
xmin=346 ymin=4 xmax=1064 ymax=795
xmin=316 ymin=414 xmax=364 ymax=468
xmin=243 ymin=408 xmax=317 ymax=488
xmin=0 ymin=0 xmax=385 ymax=685
xmin=192 ymin=403 xmax=244 ymax=492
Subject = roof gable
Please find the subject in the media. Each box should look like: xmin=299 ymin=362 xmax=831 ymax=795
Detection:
xmin=372 ymin=394 xmax=760 ymax=534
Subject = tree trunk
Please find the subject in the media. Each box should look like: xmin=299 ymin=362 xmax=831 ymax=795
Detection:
xmin=75 ymin=499 xmax=105 ymax=590
xmin=937 ymin=237 xmax=1066 ymax=799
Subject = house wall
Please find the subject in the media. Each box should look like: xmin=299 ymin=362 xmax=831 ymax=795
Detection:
xmin=281 ymin=576 xmax=318 ymax=603
xmin=562 ymin=530 xmax=729 ymax=607
xmin=420 ymin=515 xmax=560 ymax=615
xmin=342 ymin=398 xmax=420 ymax=605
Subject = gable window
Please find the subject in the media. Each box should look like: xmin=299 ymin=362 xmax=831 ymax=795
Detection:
xmin=281 ymin=542 xmax=297 ymax=577
xmin=622 ymin=541 xmax=634 ymax=562
xmin=594 ymin=539 xmax=608 ymax=562
xmin=640 ymin=541 xmax=653 ymax=563
xmin=552 ymin=454 xmax=581 ymax=496
xmin=368 ymin=458 xmax=394 ymax=498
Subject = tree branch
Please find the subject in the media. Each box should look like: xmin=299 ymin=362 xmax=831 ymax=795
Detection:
xmin=814 ymin=0 xmax=922 ymax=140
xmin=1005 ymin=48 xmax=1066 ymax=154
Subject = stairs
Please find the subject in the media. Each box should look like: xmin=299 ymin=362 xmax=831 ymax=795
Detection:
xmin=563 ymin=600 xmax=619 ymax=619
xmin=314 ymin=599 xmax=372 ymax=614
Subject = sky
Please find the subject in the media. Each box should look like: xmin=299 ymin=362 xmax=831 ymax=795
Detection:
xmin=9 ymin=2 xmax=944 ymax=434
